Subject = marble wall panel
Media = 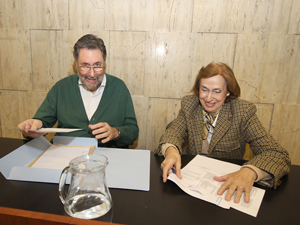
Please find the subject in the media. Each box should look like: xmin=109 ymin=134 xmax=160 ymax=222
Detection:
xmin=282 ymin=35 xmax=300 ymax=104
xmin=259 ymin=0 xmax=291 ymax=34
xmin=145 ymin=32 xmax=194 ymax=98
xmin=69 ymin=0 xmax=105 ymax=31
xmin=108 ymin=31 xmax=146 ymax=96
xmin=0 ymin=0 xmax=24 ymax=29
xmin=0 ymin=90 xmax=47 ymax=138
xmin=234 ymin=34 xmax=294 ymax=104
xmin=270 ymin=104 xmax=300 ymax=165
xmin=0 ymin=0 xmax=68 ymax=30
xmin=0 ymin=29 xmax=32 ymax=90
xmin=130 ymin=96 xmax=149 ymax=150
xmin=192 ymin=33 xmax=237 ymax=82
xmin=254 ymin=103 xmax=273 ymax=133
xmin=146 ymin=98 xmax=181 ymax=152
xmin=0 ymin=90 xmax=20 ymax=138
xmin=255 ymin=34 xmax=294 ymax=104
xmin=105 ymin=0 xmax=154 ymax=31
xmin=193 ymin=0 xmax=241 ymax=33
xmin=24 ymin=0 xmax=68 ymax=30
xmin=0 ymin=33 xmax=2 ymax=88
xmin=31 ymin=30 xmax=64 ymax=92
xmin=193 ymin=0 xmax=292 ymax=34
xmin=153 ymin=0 xmax=194 ymax=32
xmin=17 ymin=91 xmax=48 ymax=123
xmin=288 ymin=0 xmax=300 ymax=34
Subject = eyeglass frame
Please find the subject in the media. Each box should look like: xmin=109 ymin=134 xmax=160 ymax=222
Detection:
xmin=78 ymin=64 xmax=105 ymax=73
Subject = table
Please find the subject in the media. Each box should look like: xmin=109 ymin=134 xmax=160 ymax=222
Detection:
xmin=0 ymin=137 xmax=299 ymax=225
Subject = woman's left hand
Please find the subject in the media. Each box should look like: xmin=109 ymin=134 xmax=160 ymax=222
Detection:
xmin=213 ymin=167 xmax=257 ymax=203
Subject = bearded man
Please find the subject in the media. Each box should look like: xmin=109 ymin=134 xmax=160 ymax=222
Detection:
xmin=18 ymin=34 xmax=139 ymax=148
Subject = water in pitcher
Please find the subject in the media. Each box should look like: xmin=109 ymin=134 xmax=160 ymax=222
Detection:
xmin=59 ymin=154 xmax=113 ymax=221
xmin=64 ymin=193 xmax=112 ymax=220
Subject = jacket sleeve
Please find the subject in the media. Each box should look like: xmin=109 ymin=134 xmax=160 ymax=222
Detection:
xmin=241 ymin=103 xmax=291 ymax=188
xmin=32 ymin=84 xmax=58 ymax=128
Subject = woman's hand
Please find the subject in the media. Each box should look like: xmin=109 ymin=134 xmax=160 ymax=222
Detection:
xmin=213 ymin=167 xmax=257 ymax=203
xmin=160 ymin=147 xmax=182 ymax=183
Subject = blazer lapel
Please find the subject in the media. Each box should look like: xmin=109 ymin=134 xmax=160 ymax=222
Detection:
xmin=191 ymin=104 xmax=204 ymax=154
xmin=208 ymin=102 xmax=232 ymax=153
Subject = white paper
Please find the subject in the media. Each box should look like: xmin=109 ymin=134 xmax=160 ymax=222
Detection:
xmin=23 ymin=128 xmax=83 ymax=133
xmin=168 ymin=155 xmax=265 ymax=217
xmin=30 ymin=144 xmax=92 ymax=170
xmin=168 ymin=174 xmax=231 ymax=209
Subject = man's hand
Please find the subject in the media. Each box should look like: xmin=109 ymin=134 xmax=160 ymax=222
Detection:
xmin=17 ymin=119 xmax=47 ymax=138
xmin=213 ymin=167 xmax=257 ymax=203
xmin=89 ymin=122 xmax=119 ymax=143
xmin=160 ymin=147 xmax=182 ymax=183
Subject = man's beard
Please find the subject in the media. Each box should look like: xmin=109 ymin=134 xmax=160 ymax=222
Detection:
xmin=78 ymin=72 xmax=103 ymax=92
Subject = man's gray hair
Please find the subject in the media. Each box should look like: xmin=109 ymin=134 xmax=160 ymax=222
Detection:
xmin=73 ymin=34 xmax=107 ymax=61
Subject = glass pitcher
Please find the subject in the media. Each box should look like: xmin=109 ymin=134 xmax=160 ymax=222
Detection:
xmin=59 ymin=154 xmax=113 ymax=220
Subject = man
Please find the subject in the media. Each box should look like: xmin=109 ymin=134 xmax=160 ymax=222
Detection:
xmin=18 ymin=34 xmax=139 ymax=148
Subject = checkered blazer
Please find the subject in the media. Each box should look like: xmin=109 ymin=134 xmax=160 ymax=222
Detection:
xmin=157 ymin=95 xmax=291 ymax=188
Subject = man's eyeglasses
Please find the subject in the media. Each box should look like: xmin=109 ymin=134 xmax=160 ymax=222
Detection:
xmin=79 ymin=65 xmax=105 ymax=73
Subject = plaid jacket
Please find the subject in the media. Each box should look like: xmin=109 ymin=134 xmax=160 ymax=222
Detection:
xmin=157 ymin=95 xmax=291 ymax=188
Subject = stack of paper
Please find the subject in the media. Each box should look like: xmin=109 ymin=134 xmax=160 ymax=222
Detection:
xmin=168 ymin=155 xmax=265 ymax=217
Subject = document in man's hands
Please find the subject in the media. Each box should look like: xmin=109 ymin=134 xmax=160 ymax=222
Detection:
xmin=23 ymin=127 xmax=83 ymax=133
xmin=167 ymin=155 xmax=265 ymax=217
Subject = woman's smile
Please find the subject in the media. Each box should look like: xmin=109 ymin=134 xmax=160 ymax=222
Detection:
xmin=199 ymin=75 xmax=229 ymax=115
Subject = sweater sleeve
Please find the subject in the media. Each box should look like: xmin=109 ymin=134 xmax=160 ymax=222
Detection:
xmin=32 ymin=83 xmax=58 ymax=128
xmin=114 ymin=87 xmax=139 ymax=147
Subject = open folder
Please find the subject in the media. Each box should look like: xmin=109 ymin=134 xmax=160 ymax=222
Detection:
xmin=0 ymin=136 xmax=151 ymax=191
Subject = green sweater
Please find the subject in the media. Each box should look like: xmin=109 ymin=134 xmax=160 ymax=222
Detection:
xmin=33 ymin=74 xmax=139 ymax=148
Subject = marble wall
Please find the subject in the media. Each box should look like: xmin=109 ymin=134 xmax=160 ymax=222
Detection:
xmin=0 ymin=0 xmax=299 ymax=165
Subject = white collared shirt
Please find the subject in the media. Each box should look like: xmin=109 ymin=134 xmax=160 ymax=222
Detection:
xmin=78 ymin=74 xmax=106 ymax=120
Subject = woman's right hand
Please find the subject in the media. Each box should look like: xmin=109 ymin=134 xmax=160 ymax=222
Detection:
xmin=160 ymin=146 xmax=182 ymax=183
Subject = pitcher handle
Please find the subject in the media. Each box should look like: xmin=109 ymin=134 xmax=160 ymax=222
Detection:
xmin=58 ymin=166 xmax=70 ymax=204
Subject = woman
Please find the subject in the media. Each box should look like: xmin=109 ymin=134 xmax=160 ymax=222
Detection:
xmin=157 ymin=62 xmax=290 ymax=203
